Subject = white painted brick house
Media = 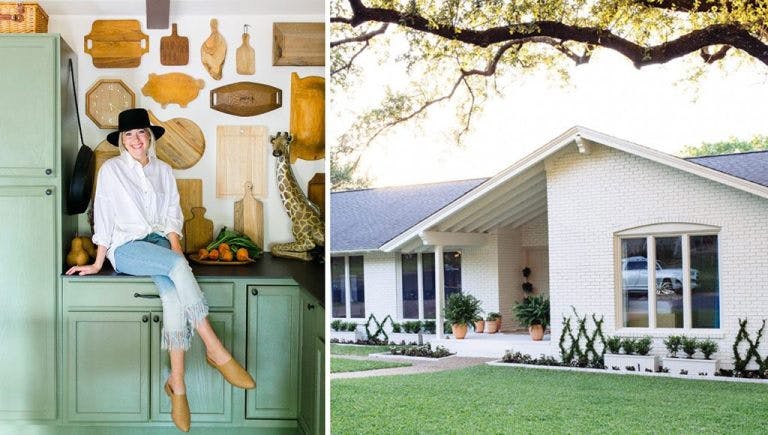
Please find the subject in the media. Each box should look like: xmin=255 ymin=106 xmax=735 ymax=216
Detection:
xmin=331 ymin=127 xmax=768 ymax=366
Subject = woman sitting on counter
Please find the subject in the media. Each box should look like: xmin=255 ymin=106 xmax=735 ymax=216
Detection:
xmin=66 ymin=108 xmax=254 ymax=433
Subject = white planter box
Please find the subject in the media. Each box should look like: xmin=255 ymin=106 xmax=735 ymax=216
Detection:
xmin=662 ymin=357 xmax=719 ymax=377
xmin=604 ymin=354 xmax=660 ymax=373
xmin=330 ymin=331 xmax=362 ymax=342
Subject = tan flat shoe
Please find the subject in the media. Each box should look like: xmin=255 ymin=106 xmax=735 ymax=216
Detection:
xmin=164 ymin=381 xmax=191 ymax=432
xmin=206 ymin=354 xmax=256 ymax=389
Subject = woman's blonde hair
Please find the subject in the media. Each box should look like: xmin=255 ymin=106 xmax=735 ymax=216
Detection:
xmin=117 ymin=127 xmax=157 ymax=158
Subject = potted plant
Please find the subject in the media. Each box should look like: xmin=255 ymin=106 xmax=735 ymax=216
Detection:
xmin=521 ymin=267 xmax=533 ymax=293
xmin=473 ymin=316 xmax=485 ymax=334
xmin=604 ymin=336 xmax=659 ymax=373
xmin=485 ymin=312 xmax=500 ymax=334
xmin=444 ymin=293 xmax=482 ymax=339
xmin=662 ymin=336 xmax=720 ymax=376
xmin=512 ymin=296 xmax=549 ymax=340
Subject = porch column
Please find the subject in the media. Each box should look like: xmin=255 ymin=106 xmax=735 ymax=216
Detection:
xmin=435 ymin=245 xmax=445 ymax=339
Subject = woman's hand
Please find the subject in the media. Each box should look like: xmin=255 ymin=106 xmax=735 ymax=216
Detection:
xmin=167 ymin=232 xmax=184 ymax=256
xmin=66 ymin=263 xmax=102 ymax=276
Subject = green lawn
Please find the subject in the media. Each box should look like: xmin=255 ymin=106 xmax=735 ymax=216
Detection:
xmin=331 ymin=365 xmax=768 ymax=433
xmin=331 ymin=343 xmax=390 ymax=356
xmin=332 ymin=357 xmax=412 ymax=373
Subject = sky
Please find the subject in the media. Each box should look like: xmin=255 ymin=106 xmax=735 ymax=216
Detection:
xmin=331 ymin=40 xmax=768 ymax=188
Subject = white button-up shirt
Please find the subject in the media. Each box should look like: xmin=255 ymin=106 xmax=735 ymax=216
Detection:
xmin=92 ymin=151 xmax=184 ymax=266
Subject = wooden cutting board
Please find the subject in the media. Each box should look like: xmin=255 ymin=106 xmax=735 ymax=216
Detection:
xmin=236 ymin=32 xmax=255 ymax=75
xmin=92 ymin=140 xmax=120 ymax=199
xmin=184 ymin=207 xmax=213 ymax=254
xmin=176 ymin=179 xmax=202 ymax=252
xmin=289 ymin=73 xmax=325 ymax=162
xmin=160 ymin=23 xmax=189 ymax=66
xmin=84 ymin=20 xmax=149 ymax=68
xmin=307 ymin=172 xmax=325 ymax=215
xmin=201 ymin=18 xmax=226 ymax=80
xmin=272 ymin=22 xmax=324 ymax=66
xmin=210 ymin=82 xmax=282 ymax=117
xmin=148 ymin=111 xmax=206 ymax=169
xmin=216 ymin=125 xmax=267 ymax=198
xmin=142 ymin=73 xmax=204 ymax=108
xmin=234 ymin=182 xmax=264 ymax=250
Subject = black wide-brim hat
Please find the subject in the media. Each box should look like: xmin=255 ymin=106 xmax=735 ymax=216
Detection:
xmin=67 ymin=145 xmax=94 ymax=215
xmin=106 ymin=108 xmax=165 ymax=146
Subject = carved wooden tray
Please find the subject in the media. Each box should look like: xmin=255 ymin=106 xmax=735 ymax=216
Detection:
xmin=210 ymin=82 xmax=282 ymax=117
xmin=188 ymin=253 xmax=258 ymax=265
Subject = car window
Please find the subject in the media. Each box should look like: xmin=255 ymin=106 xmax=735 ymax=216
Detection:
xmin=626 ymin=261 xmax=646 ymax=270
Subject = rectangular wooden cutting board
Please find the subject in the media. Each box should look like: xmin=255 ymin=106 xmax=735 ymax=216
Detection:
xmin=272 ymin=22 xmax=324 ymax=66
xmin=84 ymin=20 xmax=149 ymax=68
xmin=216 ymin=126 xmax=268 ymax=198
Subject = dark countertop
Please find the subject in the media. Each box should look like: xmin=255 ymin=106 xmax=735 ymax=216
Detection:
xmin=62 ymin=253 xmax=325 ymax=306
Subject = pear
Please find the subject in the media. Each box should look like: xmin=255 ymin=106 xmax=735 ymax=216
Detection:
xmin=66 ymin=237 xmax=89 ymax=267
xmin=79 ymin=236 xmax=96 ymax=258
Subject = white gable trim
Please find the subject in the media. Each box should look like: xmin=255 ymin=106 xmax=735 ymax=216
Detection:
xmin=380 ymin=126 xmax=768 ymax=252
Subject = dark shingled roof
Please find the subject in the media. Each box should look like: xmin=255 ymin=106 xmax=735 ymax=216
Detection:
xmin=686 ymin=151 xmax=768 ymax=188
xmin=331 ymin=178 xmax=488 ymax=252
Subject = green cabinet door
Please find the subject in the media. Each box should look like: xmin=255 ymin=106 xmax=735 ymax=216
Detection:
xmin=0 ymin=36 xmax=57 ymax=177
xmin=0 ymin=186 xmax=57 ymax=420
xmin=315 ymin=305 xmax=325 ymax=435
xmin=299 ymin=293 xmax=319 ymax=434
xmin=245 ymin=285 xmax=299 ymax=419
xmin=66 ymin=311 xmax=150 ymax=422
xmin=151 ymin=311 xmax=233 ymax=423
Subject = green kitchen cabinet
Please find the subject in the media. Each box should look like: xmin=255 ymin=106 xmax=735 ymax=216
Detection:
xmin=245 ymin=285 xmax=300 ymax=420
xmin=0 ymin=34 xmax=78 ymax=421
xmin=299 ymin=291 xmax=325 ymax=435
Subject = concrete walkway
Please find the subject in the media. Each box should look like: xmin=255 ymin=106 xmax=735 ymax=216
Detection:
xmin=332 ymin=354 xmax=494 ymax=379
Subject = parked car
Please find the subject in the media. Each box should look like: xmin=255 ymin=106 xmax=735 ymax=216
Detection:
xmin=622 ymin=256 xmax=698 ymax=293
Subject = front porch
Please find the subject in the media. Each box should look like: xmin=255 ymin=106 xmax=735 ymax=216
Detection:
xmin=429 ymin=332 xmax=556 ymax=359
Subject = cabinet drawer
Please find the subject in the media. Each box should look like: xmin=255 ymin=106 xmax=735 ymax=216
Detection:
xmin=64 ymin=280 xmax=234 ymax=309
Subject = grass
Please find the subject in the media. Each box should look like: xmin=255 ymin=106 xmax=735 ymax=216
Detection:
xmin=331 ymin=343 xmax=390 ymax=356
xmin=331 ymin=357 xmax=412 ymax=373
xmin=331 ymin=365 xmax=768 ymax=433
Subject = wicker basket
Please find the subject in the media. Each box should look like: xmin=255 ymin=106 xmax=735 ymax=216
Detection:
xmin=0 ymin=3 xmax=48 ymax=33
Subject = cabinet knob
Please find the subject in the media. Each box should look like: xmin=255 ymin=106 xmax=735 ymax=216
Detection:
xmin=45 ymin=168 xmax=52 ymax=175
xmin=251 ymin=288 xmax=258 ymax=296
xmin=153 ymin=315 xmax=160 ymax=323
xmin=142 ymin=315 xmax=149 ymax=323
xmin=45 ymin=189 xmax=52 ymax=196
xmin=307 ymin=303 xmax=315 ymax=310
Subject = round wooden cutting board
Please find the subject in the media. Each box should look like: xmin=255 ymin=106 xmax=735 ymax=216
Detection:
xmin=148 ymin=111 xmax=205 ymax=169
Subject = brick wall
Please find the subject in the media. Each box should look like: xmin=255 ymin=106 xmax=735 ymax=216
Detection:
xmin=546 ymin=143 xmax=768 ymax=366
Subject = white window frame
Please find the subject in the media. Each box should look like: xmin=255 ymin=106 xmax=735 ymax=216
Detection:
xmin=615 ymin=223 xmax=721 ymax=334
xmin=331 ymin=255 xmax=365 ymax=319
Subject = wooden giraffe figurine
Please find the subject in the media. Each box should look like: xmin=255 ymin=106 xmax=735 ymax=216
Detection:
xmin=269 ymin=132 xmax=324 ymax=261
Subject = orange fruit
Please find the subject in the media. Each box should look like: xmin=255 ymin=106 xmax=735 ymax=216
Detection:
xmin=198 ymin=248 xmax=209 ymax=260
xmin=236 ymin=248 xmax=249 ymax=261
xmin=221 ymin=250 xmax=234 ymax=262
xmin=208 ymin=249 xmax=219 ymax=260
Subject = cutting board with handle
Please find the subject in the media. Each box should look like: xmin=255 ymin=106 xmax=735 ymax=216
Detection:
xmin=160 ymin=23 xmax=189 ymax=66
xmin=176 ymin=179 xmax=202 ymax=252
xmin=210 ymin=82 xmax=282 ymax=117
xmin=236 ymin=29 xmax=255 ymax=75
xmin=201 ymin=18 xmax=226 ymax=80
xmin=148 ymin=111 xmax=205 ymax=169
xmin=142 ymin=73 xmax=204 ymax=108
xmin=184 ymin=207 xmax=213 ymax=254
xmin=84 ymin=20 xmax=149 ymax=68
xmin=216 ymin=125 xmax=268 ymax=198
xmin=234 ymin=181 xmax=264 ymax=251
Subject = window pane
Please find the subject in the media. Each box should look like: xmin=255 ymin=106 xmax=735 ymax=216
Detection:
xmin=621 ymin=238 xmax=648 ymax=327
xmin=349 ymin=256 xmax=365 ymax=318
xmin=444 ymin=251 xmax=462 ymax=301
xmin=655 ymin=236 xmax=683 ymax=328
xmin=331 ymin=257 xmax=346 ymax=318
xmin=691 ymin=235 xmax=719 ymax=328
xmin=423 ymin=253 xmax=435 ymax=319
xmin=401 ymin=254 xmax=419 ymax=319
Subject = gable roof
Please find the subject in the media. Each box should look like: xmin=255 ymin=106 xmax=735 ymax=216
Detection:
xmin=330 ymin=178 xmax=487 ymax=253
xmin=686 ymin=151 xmax=768 ymax=188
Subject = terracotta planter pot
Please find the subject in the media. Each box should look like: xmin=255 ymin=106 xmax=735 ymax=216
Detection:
xmin=529 ymin=324 xmax=544 ymax=341
xmin=497 ymin=316 xmax=502 ymax=332
xmin=474 ymin=320 xmax=485 ymax=333
xmin=452 ymin=323 xmax=468 ymax=339
xmin=485 ymin=320 xmax=499 ymax=334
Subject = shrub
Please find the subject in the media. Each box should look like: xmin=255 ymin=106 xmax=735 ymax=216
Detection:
xmin=636 ymin=336 xmax=653 ymax=356
xmin=344 ymin=322 xmax=358 ymax=332
xmin=681 ymin=336 xmax=699 ymax=358
xmin=621 ymin=338 xmax=637 ymax=355
xmin=664 ymin=335 xmax=683 ymax=357
xmin=422 ymin=320 xmax=436 ymax=334
xmin=605 ymin=336 xmax=622 ymax=354
xmin=391 ymin=322 xmax=402 ymax=333
xmin=330 ymin=320 xmax=343 ymax=331
xmin=487 ymin=312 xmax=501 ymax=321
xmin=389 ymin=343 xmax=453 ymax=358
xmin=699 ymin=339 xmax=718 ymax=360
xmin=512 ymin=296 xmax=550 ymax=329
xmin=444 ymin=293 xmax=483 ymax=326
xmin=403 ymin=320 xmax=423 ymax=333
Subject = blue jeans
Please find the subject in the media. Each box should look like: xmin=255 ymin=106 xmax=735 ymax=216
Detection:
xmin=114 ymin=233 xmax=209 ymax=351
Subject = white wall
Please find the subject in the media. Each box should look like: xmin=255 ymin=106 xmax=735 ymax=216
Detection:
xmin=546 ymin=143 xmax=768 ymax=366
xmin=49 ymin=13 xmax=324 ymax=250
